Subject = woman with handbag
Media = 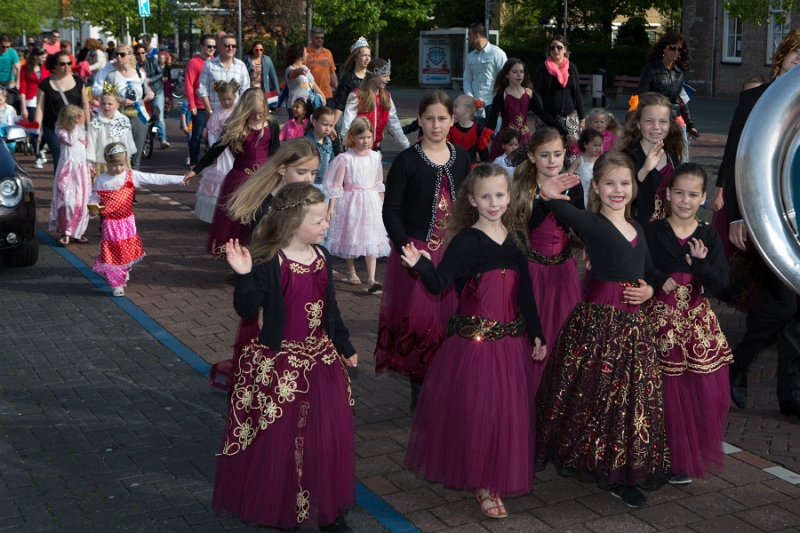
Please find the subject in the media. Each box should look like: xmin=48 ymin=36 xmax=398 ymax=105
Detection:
xmin=34 ymin=51 xmax=91 ymax=174
xmin=532 ymin=35 xmax=585 ymax=164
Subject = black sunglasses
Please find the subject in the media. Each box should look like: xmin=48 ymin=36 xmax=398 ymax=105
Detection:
xmin=666 ymin=45 xmax=681 ymax=51
xmin=224 ymin=44 xmax=237 ymax=49
xmin=204 ymin=44 xmax=216 ymax=49
xmin=114 ymin=52 xmax=127 ymax=57
xmin=550 ymin=45 xmax=564 ymax=51
xmin=58 ymin=61 xmax=71 ymax=66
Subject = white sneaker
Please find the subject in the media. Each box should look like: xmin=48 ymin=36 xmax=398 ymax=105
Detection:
xmin=34 ymin=159 xmax=43 ymax=169
xmin=40 ymin=154 xmax=47 ymax=163
xmin=186 ymin=157 xmax=191 ymax=165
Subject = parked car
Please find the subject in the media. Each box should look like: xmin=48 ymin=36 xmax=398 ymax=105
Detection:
xmin=0 ymin=125 xmax=38 ymax=267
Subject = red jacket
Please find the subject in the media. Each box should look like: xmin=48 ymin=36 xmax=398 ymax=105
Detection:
xmin=19 ymin=65 xmax=51 ymax=101
xmin=184 ymin=54 xmax=207 ymax=111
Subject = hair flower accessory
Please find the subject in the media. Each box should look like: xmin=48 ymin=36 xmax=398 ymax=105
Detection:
xmin=628 ymin=95 xmax=639 ymax=113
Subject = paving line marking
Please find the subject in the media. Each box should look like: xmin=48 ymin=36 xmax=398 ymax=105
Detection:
xmin=37 ymin=228 xmax=421 ymax=533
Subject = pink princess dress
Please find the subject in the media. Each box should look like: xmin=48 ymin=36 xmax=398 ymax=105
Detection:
xmin=49 ymin=126 xmax=92 ymax=241
xmin=195 ymin=107 xmax=234 ymax=223
xmin=279 ymin=117 xmax=307 ymax=141
xmin=323 ymin=148 xmax=391 ymax=259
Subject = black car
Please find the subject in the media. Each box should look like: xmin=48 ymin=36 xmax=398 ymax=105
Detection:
xmin=0 ymin=125 xmax=38 ymax=267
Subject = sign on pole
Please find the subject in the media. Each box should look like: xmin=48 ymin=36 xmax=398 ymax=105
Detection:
xmin=420 ymin=36 xmax=452 ymax=86
xmin=138 ymin=0 xmax=151 ymax=17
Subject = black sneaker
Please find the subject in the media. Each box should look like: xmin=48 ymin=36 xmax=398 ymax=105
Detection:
xmin=610 ymin=484 xmax=647 ymax=508
xmin=320 ymin=516 xmax=353 ymax=533
xmin=669 ymin=474 xmax=692 ymax=485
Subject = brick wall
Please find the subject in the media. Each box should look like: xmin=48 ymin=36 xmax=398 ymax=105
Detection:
xmin=682 ymin=0 xmax=800 ymax=98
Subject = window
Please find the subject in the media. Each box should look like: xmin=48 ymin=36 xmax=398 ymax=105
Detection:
xmin=767 ymin=5 xmax=791 ymax=64
xmin=723 ymin=10 xmax=742 ymax=63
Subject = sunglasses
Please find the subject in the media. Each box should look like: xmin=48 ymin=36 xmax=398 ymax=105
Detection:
xmin=204 ymin=44 xmax=216 ymax=49
xmin=114 ymin=52 xmax=127 ymax=57
xmin=58 ymin=61 xmax=71 ymax=66
xmin=253 ymin=48 xmax=264 ymax=51
xmin=224 ymin=44 xmax=237 ymax=49
xmin=666 ymin=45 xmax=681 ymax=51
xmin=550 ymin=45 xmax=564 ymax=51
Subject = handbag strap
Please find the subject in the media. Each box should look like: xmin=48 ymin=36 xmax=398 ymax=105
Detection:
xmin=51 ymin=76 xmax=70 ymax=106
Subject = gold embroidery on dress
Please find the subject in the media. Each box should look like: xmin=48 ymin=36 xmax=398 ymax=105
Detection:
xmin=674 ymin=284 xmax=691 ymax=310
xmin=305 ymin=300 xmax=323 ymax=330
xmin=514 ymin=114 xmax=530 ymax=136
xmin=290 ymin=262 xmax=310 ymax=274
xmin=428 ymin=193 xmax=451 ymax=251
xmin=314 ymin=257 xmax=325 ymax=272
xmin=650 ymin=195 xmax=664 ymax=221
xmin=210 ymin=239 xmax=227 ymax=258
xmin=295 ymin=434 xmax=310 ymax=522
xmin=244 ymin=163 xmax=260 ymax=175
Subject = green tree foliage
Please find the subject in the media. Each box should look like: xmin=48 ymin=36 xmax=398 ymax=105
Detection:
xmin=723 ymin=0 xmax=797 ymax=25
xmin=616 ymin=16 xmax=651 ymax=46
xmin=66 ymin=0 xmax=181 ymax=41
xmin=313 ymin=0 xmax=435 ymax=40
xmin=432 ymin=0 xmax=485 ymax=29
xmin=0 ymin=0 xmax=60 ymax=36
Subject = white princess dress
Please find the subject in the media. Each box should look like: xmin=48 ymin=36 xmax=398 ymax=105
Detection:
xmin=195 ymin=107 xmax=234 ymax=223
xmin=323 ymin=148 xmax=391 ymax=259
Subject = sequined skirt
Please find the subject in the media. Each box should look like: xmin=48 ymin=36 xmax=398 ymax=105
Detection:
xmin=535 ymin=302 xmax=671 ymax=489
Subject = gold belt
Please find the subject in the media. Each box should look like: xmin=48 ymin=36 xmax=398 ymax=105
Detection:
xmin=446 ymin=314 xmax=526 ymax=341
xmin=527 ymin=247 xmax=572 ymax=265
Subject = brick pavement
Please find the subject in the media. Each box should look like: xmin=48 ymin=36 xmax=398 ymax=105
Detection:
xmin=8 ymin=106 xmax=800 ymax=531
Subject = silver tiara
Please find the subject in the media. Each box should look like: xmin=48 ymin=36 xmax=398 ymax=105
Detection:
xmin=350 ymin=36 xmax=368 ymax=52
xmin=372 ymin=59 xmax=391 ymax=75
xmin=105 ymin=144 xmax=128 ymax=156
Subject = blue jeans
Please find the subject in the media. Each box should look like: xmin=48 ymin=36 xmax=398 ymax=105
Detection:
xmin=153 ymin=91 xmax=167 ymax=143
xmin=189 ymin=109 xmax=207 ymax=164
xmin=42 ymin=127 xmax=61 ymax=175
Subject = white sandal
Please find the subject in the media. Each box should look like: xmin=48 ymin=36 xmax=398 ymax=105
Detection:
xmin=341 ymin=270 xmax=361 ymax=285
xmin=112 ymin=287 xmax=125 ymax=297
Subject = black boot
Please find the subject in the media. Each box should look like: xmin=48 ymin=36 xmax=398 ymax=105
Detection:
xmin=410 ymin=379 xmax=423 ymax=415
xmin=320 ymin=515 xmax=353 ymax=533
xmin=730 ymin=366 xmax=748 ymax=408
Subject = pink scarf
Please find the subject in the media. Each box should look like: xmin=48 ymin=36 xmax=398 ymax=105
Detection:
xmin=545 ymin=56 xmax=570 ymax=88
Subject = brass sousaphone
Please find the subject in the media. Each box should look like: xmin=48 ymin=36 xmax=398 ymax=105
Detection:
xmin=736 ymin=65 xmax=800 ymax=294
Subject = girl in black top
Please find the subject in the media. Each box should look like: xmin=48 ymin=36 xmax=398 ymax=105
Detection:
xmin=536 ymin=151 xmax=670 ymax=509
xmin=376 ymin=90 xmax=471 ymax=411
xmin=216 ymin=183 xmax=357 ymax=532
xmin=332 ymin=40 xmax=371 ymax=123
xmin=401 ymin=163 xmax=544 ymax=519
xmin=617 ymin=92 xmax=683 ymax=225
xmin=642 ymin=163 xmax=732 ymax=484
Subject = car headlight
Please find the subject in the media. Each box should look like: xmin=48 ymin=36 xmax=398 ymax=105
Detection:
xmin=0 ymin=177 xmax=22 ymax=207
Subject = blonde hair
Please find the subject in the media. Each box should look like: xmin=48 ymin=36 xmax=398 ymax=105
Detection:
xmin=357 ymin=59 xmax=391 ymax=113
xmin=454 ymin=94 xmax=476 ymax=115
xmin=587 ymin=151 xmax=637 ymax=220
xmin=100 ymin=93 xmax=123 ymax=105
xmin=512 ymin=127 xmax=565 ymax=223
xmin=771 ymin=29 xmax=800 ymax=78
xmin=247 ymin=183 xmax=326 ymax=263
xmin=587 ymin=107 xmax=621 ymax=135
xmin=346 ymin=116 xmax=372 ymax=147
xmin=450 ymin=163 xmax=526 ymax=250
xmin=227 ymin=137 xmax=321 ymax=224
xmin=102 ymin=142 xmax=131 ymax=165
xmin=213 ymin=79 xmax=241 ymax=97
xmin=114 ymin=43 xmax=136 ymax=68
xmin=55 ymin=104 xmax=85 ymax=131
xmin=218 ymin=88 xmax=274 ymax=155
xmin=615 ymin=92 xmax=684 ymax=162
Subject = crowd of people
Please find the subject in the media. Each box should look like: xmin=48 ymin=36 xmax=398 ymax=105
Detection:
xmin=2 ymin=22 xmax=799 ymax=533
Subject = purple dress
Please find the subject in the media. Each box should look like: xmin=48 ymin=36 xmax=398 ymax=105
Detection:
xmin=649 ymin=160 xmax=674 ymax=222
xmin=405 ymin=269 xmax=537 ymax=497
xmin=212 ymin=252 xmax=355 ymax=528
xmin=488 ymin=91 xmax=532 ymax=160
xmin=527 ymin=212 xmax=581 ymax=391
xmin=535 ymin=237 xmax=670 ymax=489
xmin=375 ymin=177 xmax=458 ymax=381
xmin=206 ymin=128 xmax=273 ymax=257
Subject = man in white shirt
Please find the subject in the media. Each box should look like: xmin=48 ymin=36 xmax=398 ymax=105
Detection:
xmin=463 ymin=22 xmax=507 ymax=126
xmin=197 ymin=34 xmax=250 ymax=119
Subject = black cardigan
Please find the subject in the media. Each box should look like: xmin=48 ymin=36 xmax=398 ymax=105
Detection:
xmin=528 ymin=184 xmax=585 ymax=234
xmin=332 ymin=70 xmax=363 ymax=112
xmin=487 ymin=89 xmax=565 ymax=136
xmin=644 ymin=219 xmax=729 ymax=294
xmin=621 ymin=143 xmax=678 ymax=226
xmin=532 ymin=61 xmax=585 ymax=120
xmin=233 ymin=245 xmax=356 ymax=357
xmin=412 ymin=228 xmax=545 ymax=344
xmin=193 ymin=120 xmax=281 ymax=174
xmin=383 ymin=142 xmax=471 ymax=252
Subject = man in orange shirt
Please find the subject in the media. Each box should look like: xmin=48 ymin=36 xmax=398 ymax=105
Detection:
xmin=305 ymin=27 xmax=337 ymax=107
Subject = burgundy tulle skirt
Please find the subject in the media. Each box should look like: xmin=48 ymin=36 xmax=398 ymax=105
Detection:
xmin=375 ymin=238 xmax=458 ymax=381
xmin=212 ymin=337 xmax=355 ymax=528
xmin=404 ymin=334 xmax=537 ymax=497
xmin=663 ymin=368 xmax=729 ymax=477
xmin=535 ymin=301 xmax=671 ymax=489
xmin=528 ymin=257 xmax=581 ymax=392
xmin=206 ymin=168 xmax=251 ymax=258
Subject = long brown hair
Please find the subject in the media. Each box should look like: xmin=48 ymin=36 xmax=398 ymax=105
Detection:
xmin=615 ymin=92 xmax=684 ymax=162
xmin=227 ymin=137 xmax=321 ymax=224
xmin=771 ymin=29 xmax=800 ymax=78
xmin=343 ymin=45 xmax=370 ymax=75
xmin=512 ymin=127 xmax=565 ymax=223
xmin=357 ymin=59 xmax=391 ymax=113
xmin=218 ymin=88 xmax=274 ymax=155
xmin=450 ymin=163 xmax=526 ymax=251
xmin=646 ymin=31 xmax=690 ymax=72
xmin=248 ymin=183 xmax=325 ymax=263
xmin=587 ymin=151 xmax=638 ymax=220
xmin=493 ymin=58 xmax=533 ymax=94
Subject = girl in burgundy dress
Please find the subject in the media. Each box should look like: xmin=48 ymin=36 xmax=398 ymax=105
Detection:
xmin=644 ymin=162 xmax=732 ymax=483
xmin=536 ymin=152 xmax=670 ymax=509
xmin=214 ymin=183 xmax=358 ymax=532
xmin=402 ymin=163 xmax=545 ymax=520
xmin=513 ymin=127 xmax=583 ymax=391
xmin=184 ymin=88 xmax=280 ymax=257
xmin=616 ymin=92 xmax=683 ymax=225
xmin=376 ymin=90 xmax=471 ymax=412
